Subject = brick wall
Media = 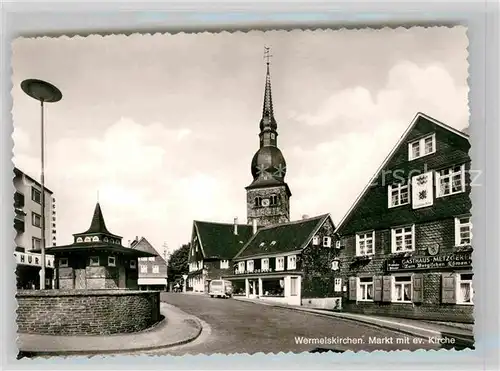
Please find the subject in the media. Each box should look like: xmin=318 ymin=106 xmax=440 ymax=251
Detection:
xmin=16 ymin=289 xmax=161 ymax=335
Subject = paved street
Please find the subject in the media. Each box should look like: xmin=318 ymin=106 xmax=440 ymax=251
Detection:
xmin=140 ymin=293 xmax=445 ymax=355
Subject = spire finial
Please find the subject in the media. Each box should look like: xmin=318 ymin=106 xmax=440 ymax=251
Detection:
xmin=97 ymin=190 xmax=99 ymax=203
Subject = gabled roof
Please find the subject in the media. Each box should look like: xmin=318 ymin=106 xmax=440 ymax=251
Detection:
xmin=193 ymin=221 xmax=254 ymax=260
xmin=234 ymin=214 xmax=331 ymax=260
xmin=132 ymin=237 xmax=162 ymax=262
xmin=335 ymin=112 xmax=470 ymax=233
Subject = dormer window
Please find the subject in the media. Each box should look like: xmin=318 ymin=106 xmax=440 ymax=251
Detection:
xmin=92 ymin=236 xmax=99 ymax=242
xmin=109 ymin=239 xmax=114 ymax=244
xmin=408 ymin=133 xmax=436 ymax=160
xmin=270 ymin=241 xmax=276 ymax=246
xmin=76 ymin=237 xmax=83 ymax=243
xmin=259 ymin=242 xmax=265 ymax=247
xmin=104 ymin=237 xmax=109 ymax=242
xmin=84 ymin=237 xmax=91 ymax=242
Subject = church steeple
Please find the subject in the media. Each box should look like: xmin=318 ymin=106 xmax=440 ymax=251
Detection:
xmin=259 ymin=47 xmax=278 ymax=147
xmin=73 ymin=201 xmax=123 ymax=245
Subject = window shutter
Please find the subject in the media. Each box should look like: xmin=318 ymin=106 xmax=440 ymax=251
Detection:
xmin=441 ymin=273 xmax=457 ymax=304
xmin=373 ymin=276 xmax=383 ymax=301
xmin=412 ymin=274 xmax=424 ymax=303
xmin=348 ymin=277 xmax=357 ymax=301
xmin=434 ymin=171 xmax=441 ymax=198
xmin=382 ymin=276 xmax=392 ymax=302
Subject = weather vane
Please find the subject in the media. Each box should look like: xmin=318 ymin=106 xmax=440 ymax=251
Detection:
xmin=264 ymin=46 xmax=273 ymax=65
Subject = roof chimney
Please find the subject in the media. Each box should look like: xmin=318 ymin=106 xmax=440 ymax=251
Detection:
xmin=252 ymin=219 xmax=258 ymax=235
xmin=302 ymin=214 xmax=310 ymax=220
xmin=234 ymin=217 xmax=238 ymax=235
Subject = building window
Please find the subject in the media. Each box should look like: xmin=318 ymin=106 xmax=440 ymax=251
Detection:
xmin=355 ymin=231 xmax=375 ymax=256
xmin=153 ymin=265 xmax=159 ymax=273
xmin=457 ymin=273 xmax=473 ymax=304
xmin=408 ymin=133 xmax=436 ymax=160
xmin=191 ymin=247 xmax=195 ymax=256
xmin=247 ymin=260 xmax=254 ymax=272
xmin=287 ymin=255 xmax=296 ymax=270
xmin=59 ymin=258 xmax=68 ymax=268
xmin=393 ymin=276 xmax=412 ymax=302
xmin=31 ymin=187 xmax=41 ymax=204
xmin=104 ymin=237 xmax=109 ymax=242
xmin=130 ymin=260 xmax=137 ymax=269
xmin=455 ymin=216 xmax=472 ymax=246
xmin=312 ymin=236 xmax=320 ymax=245
xmin=436 ymin=164 xmax=466 ymax=197
xmin=148 ymin=257 xmax=155 ymax=261
xmin=323 ymin=236 xmax=332 ymax=247
xmin=92 ymin=236 xmax=99 ymax=242
xmin=290 ymin=277 xmax=298 ymax=296
xmin=108 ymin=256 xmax=116 ymax=267
xmin=85 ymin=237 xmax=92 ymax=242
xmin=262 ymin=258 xmax=269 ymax=271
xmin=388 ymin=183 xmax=409 ymax=208
xmin=76 ymin=237 xmax=83 ymax=243
xmin=334 ymin=278 xmax=342 ymax=292
xmin=254 ymin=197 xmax=261 ymax=207
xmin=32 ymin=237 xmax=41 ymax=250
xmin=358 ymin=277 xmax=374 ymax=301
xmin=238 ymin=261 xmax=245 ymax=273
xmin=31 ymin=212 xmax=41 ymax=228
xmin=270 ymin=194 xmax=278 ymax=206
xmin=391 ymin=225 xmax=415 ymax=253
xmin=140 ymin=265 xmax=147 ymax=273
xmin=89 ymin=256 xmax=99 ymax=266
xmin=220 ymin=260 xmax=229 ymax=269
xmin=195 ymin=244 xmax=198 ymax=252
xmin=276 ymin=257 xmax=285 ymax=271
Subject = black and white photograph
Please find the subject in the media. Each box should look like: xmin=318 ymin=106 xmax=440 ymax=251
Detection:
xmin=12 ymin=26 xmax=474 ymax=358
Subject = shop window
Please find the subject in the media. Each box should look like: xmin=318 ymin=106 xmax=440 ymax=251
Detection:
xmin=89 ymin=256 xmax=99 ymax=266
xmin=391 ymin=225 xmax=415 ymax=253
xmin=358 ymin=277 xmax=374 ymax=301
xmin=355 ymin=231 xmax=375 ymax=256
xmin=290 ymin=277 xmax=298 ymax=296
xmin=59 ymin=257 xmax=68 ymax=268
xmin=262 ymin=258 xmax=269 ymax=271
xmin=455 ymin=216 xmax=472 ymax=246
xmin=388 ymin=183 xmax=410 ymax=208
xmin=247 ymin=260 xmax=254 ymax=272
xmin=408 ymin=133 xmax=435 ymax=160
xmin=108 ymin=256 xmax=116 ymax=267
xmin=392 ymin=276 xmax=412 ymax=303
xmin=276 ymin=257 xmax=285 ymax=271
xmin=334 ymin=278 xmax=342 ymax=292
xmin=323 ymin=236 xmax=332 ymax=247
xmin=153 ymin=265 xmax=159 ymax=273
xmin=220 ymin=260 xmax=229 ymax=269
xmin=436 ymin=164 xmax=466 ymax=197
xmin=287 ymin=255 xmax=296 ymax=270
xmin=457 ymin=273 xmax=473 ymax=304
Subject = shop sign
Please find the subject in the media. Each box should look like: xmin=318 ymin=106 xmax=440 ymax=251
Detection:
xmin=14 ymin=252 xmax=54 ymax=268
xmin=412 ymin=172 xmax=434 ymax=209
xmin=386 ymin=252 xmax=472 ymax=272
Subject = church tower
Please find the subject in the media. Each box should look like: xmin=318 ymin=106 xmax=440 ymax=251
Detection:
xmin=246 ymin=48 xmax=292 ymax=227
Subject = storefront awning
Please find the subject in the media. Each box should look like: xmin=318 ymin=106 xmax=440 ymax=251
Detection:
xmin=14 ymin=251 xmax=54 ymax=268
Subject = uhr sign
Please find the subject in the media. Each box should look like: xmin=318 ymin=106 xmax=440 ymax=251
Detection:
xmin=14 ymin=252 xmax=55 ymax=268
xmin=386 ymin=251 xmax=472 ymax=272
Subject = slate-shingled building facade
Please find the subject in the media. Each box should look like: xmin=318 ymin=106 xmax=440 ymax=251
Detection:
xmin=333 ymin=113 xmax=473 ymax=323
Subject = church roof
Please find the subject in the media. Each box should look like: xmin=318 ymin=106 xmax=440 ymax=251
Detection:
xmin=234 ymin=214 xmax=331 ymax=259
xmin=131 ymin=237 xmax=163 ymax=262
xmin=259 ymin=62 xmax=277 ymax=132
xmin=193 ymin=221 xmax=254 ymax=260
xmin=74 ymin=202 xmax=121 ymax=238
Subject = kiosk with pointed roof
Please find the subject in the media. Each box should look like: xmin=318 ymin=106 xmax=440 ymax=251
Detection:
xmin=45 ymin=202 xmax=156 ymax=290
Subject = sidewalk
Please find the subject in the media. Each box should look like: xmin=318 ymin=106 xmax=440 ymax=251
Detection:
xmin=17 ymin=302 xmax=203 ymax=357
xmin=234 ymin=297 xmax=474 ymax=348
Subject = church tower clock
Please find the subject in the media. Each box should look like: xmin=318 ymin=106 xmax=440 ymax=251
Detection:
xmin=246 ymin=48 xmax=291 ymax=227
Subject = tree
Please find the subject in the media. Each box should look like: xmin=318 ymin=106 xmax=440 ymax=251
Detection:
xmin=167 ymin=243 xmax=190 ymax=283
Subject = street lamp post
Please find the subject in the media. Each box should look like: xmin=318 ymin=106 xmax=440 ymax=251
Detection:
xmin=21 ymin=79 xmax=62 ymax=290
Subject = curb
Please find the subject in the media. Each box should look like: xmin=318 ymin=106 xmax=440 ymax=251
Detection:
xmin=17 ymin=317 xmax=203 ymax=358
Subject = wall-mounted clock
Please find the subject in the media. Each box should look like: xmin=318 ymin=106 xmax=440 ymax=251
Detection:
xmin=261 ymin=198 xmax=270 ymax=207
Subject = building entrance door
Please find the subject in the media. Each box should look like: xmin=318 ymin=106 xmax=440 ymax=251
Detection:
xmin=75 ymin=269 xmax=86 ymax=289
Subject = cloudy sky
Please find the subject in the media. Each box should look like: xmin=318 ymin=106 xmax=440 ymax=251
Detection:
xmin=12 ymin=27 xmax=469 ymax=255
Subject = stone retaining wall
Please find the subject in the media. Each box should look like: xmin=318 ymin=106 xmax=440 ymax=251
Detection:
xmin=16 ymin=289 xmax=160 ymax=335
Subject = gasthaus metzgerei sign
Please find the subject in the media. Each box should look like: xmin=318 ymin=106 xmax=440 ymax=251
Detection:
xmin=386 ymin=252 xmax=472 ymax=272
